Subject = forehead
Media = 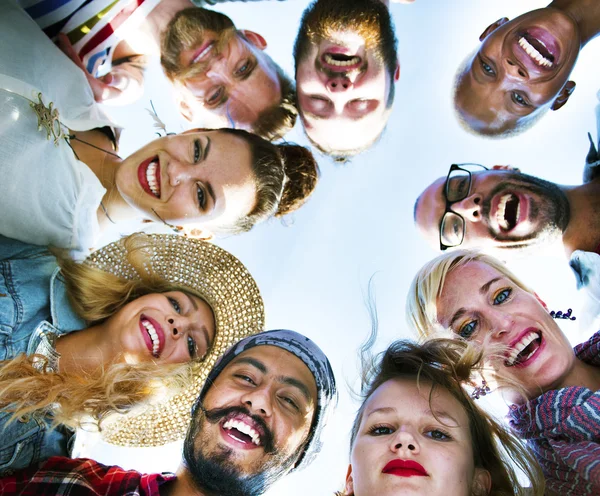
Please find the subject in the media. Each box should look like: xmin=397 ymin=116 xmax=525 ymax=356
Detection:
xmin=363 ymin=377 xmax=469 ymax=428
xmin=227 ymin=346 xmax=317 ymax=398
xmin=436 ymin=261 xmax=504 ymax=323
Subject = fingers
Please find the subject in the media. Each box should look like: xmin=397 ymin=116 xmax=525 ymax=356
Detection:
xmin=56 ymin=33 xmax=87 ymax=72
xmin=88 ymin=77 xmax=123 ymax=103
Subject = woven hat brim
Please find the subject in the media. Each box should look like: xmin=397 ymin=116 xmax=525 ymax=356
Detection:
xmin=84 ymin=233 xmax=265 ymax=447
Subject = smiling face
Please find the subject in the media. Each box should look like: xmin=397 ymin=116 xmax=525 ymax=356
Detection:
xmin=115 ymin=130 xmax=256 ymax=234
xmin=184 ymin=345 xmax=317 ymax=493
xmin=294 ymin=0 xmax=398 ymax=156
xmin=347 ymin=378 xmax=487 ymax=496
xmin=162 ymin=8 xmax=281 ymax=131
xmin=435 ymin=261 xmax=577 ymax=401
xmin=455 ymin=8 xmax=581 ymax=134
xmin=105 ymin=290 xmax=215 ymax=365
xmin=415 ymin=168 xmax=569 ymax=252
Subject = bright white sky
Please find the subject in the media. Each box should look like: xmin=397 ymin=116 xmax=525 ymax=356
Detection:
xmin=74 ymin=0 xmax=600 ymax=493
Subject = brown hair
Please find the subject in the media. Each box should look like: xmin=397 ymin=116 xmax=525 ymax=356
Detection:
xmin=339 ymin=339 xmax=545 ymax=496
xmin=217 ymin=128 xmax=319 ymax=233
xmin=161 ymin=8 xmax=298 ymax=141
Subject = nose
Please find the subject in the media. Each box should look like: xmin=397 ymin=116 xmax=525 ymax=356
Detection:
xmin=452 ymin=194 xmax=483 ymax=222
xmin=326 ymin=76 xmax=351 ymax=92
xmin=206 ymin=56 xmax=231 ymax=82
xmin=489 ymin=309 xmax=515 ymax=340
xmin=167 ymin=316 xmax=189 ymax=339
xmin=390 ymin=428 xmax=420 ymax=455
xmin=240 ymin=386 xmax=272 ymax=417
xmin=505 ymin=58 xmax=528 ymax=79
xmin=167 ymin=159 xmax=190 ymax=188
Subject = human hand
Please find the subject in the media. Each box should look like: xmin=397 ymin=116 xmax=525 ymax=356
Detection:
xmin=57 ymin=33 xmax=125 ymax=103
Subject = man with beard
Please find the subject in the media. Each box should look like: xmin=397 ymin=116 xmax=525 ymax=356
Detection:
xmin=0 ymin=330 xmax=337 ymax=496
xmin=293 ymin=0 xmax=405 ymax=160
xmin=19 ymin=0 xmax=295 ymax=139
xmin=414 ymin=162 xmax=600 ymax=257
xmin=453 ymin=0 xmax=600 ymax=137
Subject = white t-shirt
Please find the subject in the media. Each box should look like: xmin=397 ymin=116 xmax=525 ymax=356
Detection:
xmin=0 ymin=1 xmax=117 ymax=258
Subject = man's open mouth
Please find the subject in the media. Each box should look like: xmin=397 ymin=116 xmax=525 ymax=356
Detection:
xmin=322 ymin=52 xmax=361 ymax=68
xmin=221 ymin=414 xmax=264 ymax=447
xmin=505 ymin=330 xmax=542 ymax=367
xmin=192 ymin=42 xmax=214 ymax=65
xmin=496 ymin=193 xmax=520 ymax=231
xmin=518 ymin=35 xmax=554 ymax=68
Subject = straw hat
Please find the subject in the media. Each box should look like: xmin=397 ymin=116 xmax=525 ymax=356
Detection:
xmin=84 ymin=233 xmax=265 ymax=446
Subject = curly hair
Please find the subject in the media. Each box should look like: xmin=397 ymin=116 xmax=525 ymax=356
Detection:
xmin=337 ymin=338 xmax=545 ymax=496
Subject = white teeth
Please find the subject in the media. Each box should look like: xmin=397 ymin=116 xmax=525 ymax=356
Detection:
xmin=192 ymin=43 xmax=213 ymax=64
xmin=223 ymin=419 xmax=261 ymax=445
xmin=518 ymin=37 xmax=553 ymax=67
xmin=323 ymin=53 xmax=360 ymax=67
xmin=142 ymin=319 xmax=160 ymax=355
xmin=506 ymin=331 xmax=539 ymax=366
xmin=146 ymin=160 xmax=160 ymax=197
xmin=496 ymin=193 xmax=511 ymax=230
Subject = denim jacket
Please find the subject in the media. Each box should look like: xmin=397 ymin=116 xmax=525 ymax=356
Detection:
xmin=0 ymin=236 xmax=85 ymax=475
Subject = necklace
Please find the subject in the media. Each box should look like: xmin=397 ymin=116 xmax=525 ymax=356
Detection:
xmin=66 ymin=133 xmax=120 ymax=225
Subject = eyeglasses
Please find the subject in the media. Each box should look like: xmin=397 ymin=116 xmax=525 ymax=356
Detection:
xmin=439 ymin=163 xmax=489 ymax=251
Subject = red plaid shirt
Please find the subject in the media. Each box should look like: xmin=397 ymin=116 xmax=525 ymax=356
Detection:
xmin=0 ymin=457 xmax=176 ymax=495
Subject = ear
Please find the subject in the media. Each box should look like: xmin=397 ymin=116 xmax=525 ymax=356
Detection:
xmin=239 ymin=30 xmax=267 ymax=50
xmin=479 ymin=18 xmax=509 ymax=42
xmin=471 ymin=468 xmax=492 ymax=496
xmin=551 ymin=80 xmax=576 ymax=111
xmin=344 ymin=464 xmax=354 ymax=495
xmin=394 ymin=59 xmax=401 ymax=82
xmin=491 ymin=165 xmax=518 ymax=172
xmin=533 ymin=292 xmax=549 ymax=311
xmin=184 ymin=226 xmax=214 ymax=241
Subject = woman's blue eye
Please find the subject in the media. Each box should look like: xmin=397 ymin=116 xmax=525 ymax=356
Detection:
xmin=482 ymin=62 xmax=494 ymax=75
xmin=197 ymin=185 xmax=205 ymax=209
xmin=187 ymin=335 xmax=197 ymax=358
xmin=369 ymin=425 xmax=394 ymax=436
xmin=426 ymin=429 xmax=451 ymax=441
xmin=512 ymin=92 xmax=528 ymax=106
xmin=193 ymin=139 xmax=201 ymax=163
xmin=168 ymin=297 xmax=182 ymax=314
xmin=494 ymin=288 xmax=511 ymax=305
xmin=459 ymin=321 xmax=477 ymax=340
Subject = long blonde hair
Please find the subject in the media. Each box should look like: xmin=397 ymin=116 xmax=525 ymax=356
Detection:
xmin=338 ymin=338 xmax=545 ymax=496
xmin=406 ymin=250 xmax=535 ymax=340
xmin=0 ymin=236 xmax=212 ymax=430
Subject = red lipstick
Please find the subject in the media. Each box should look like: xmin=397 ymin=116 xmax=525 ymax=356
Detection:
xmin=382 ymin=459 xmax=428 ymax=477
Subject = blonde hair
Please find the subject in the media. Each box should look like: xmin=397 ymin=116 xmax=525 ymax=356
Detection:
xmin=0 ymin=234 xmax=211 ymax=430
xmin=337 ymin=338 xmax=545 ymax=496
xmin=406 ymin=250 xmax=535 ymax=340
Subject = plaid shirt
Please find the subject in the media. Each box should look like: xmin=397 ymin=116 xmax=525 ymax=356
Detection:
xmin=509 ymin=331 xmax=600 ymax=495
xmin=0 ymin=457 xmax=176 ymax=495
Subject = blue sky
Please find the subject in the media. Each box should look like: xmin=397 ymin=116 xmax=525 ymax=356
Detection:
xmin=76 ymin=0 xmax=600 ymax=493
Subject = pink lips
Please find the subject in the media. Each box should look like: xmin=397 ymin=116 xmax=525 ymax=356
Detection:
xmin=382 ymin=459 xmax=428 ymax=477
xmin=320 ymin=53 xmax=362 ymax=73
xmin=506 ymin=328 xmax=544 ymax=369
xmin=137 ymin=156 xmax=160 ymax=199
xmin=139 ymin=315 xmax=165 ymax=358
xmin=219 ymin=414 xmax=264 ymax=451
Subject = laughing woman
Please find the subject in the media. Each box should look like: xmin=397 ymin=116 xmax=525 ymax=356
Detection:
xmin=338 ymin=339 xmax=544 ymax=496
xmin=407 ymin=250 xmax=600 ymax=495
xmin=0 ymin=1 xmax=317 ymax=258
xmin=0 ymin=233 xmax=264 ymax=474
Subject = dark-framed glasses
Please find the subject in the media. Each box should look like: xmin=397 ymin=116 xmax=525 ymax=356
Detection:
xmin=439 ymin=163 xmax=489 ymax=251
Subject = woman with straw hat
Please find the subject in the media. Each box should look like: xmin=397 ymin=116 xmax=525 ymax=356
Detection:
xmin=0 ymin=232 xmax=264 ymax=475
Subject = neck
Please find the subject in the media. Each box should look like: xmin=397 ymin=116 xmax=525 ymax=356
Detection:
xmin=562 ymin=180 xmax=600 ymax=255
xmin=556 ymin=356 xmax=600 ymax=391
xmin=54 ymin=322 xmax=119 ymax=375
xmin=161 ymin=467 xmax=208 ymax=496
xmin=143 ymin=0 xmax=196 ymax=50
xmin=548 ymin=0 xmax=600 ymax=45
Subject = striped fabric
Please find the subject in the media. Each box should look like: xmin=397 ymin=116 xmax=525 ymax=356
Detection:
xmin=16 ymin=0 xmax=159 ymax=76
xmin=509 ymin=331 xmax=600 ymax=495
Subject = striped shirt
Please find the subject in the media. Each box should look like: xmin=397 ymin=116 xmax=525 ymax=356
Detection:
xmin=16 ymin=0 xmax=159 ymax=76
xmin=509 ymin=331 xmax=600 ymax=495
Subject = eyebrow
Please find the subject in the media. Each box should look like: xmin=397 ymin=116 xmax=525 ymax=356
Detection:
xmin=205 ymin=181 xmax=216 ymax=212
xmin=184 ymin=293 xmax=199 ymax=310
xmin=233 ymin=357 xmax=313 ymax=403
xmin=366 ymin=406 xmax=396 ymax=419
xmin=449 ymin=277 xmax=502 ymax=328
xmin=424 ymin=408 xmax=459 ymax=426
xmin=203 ymin=136 xmax=211 ymax=161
